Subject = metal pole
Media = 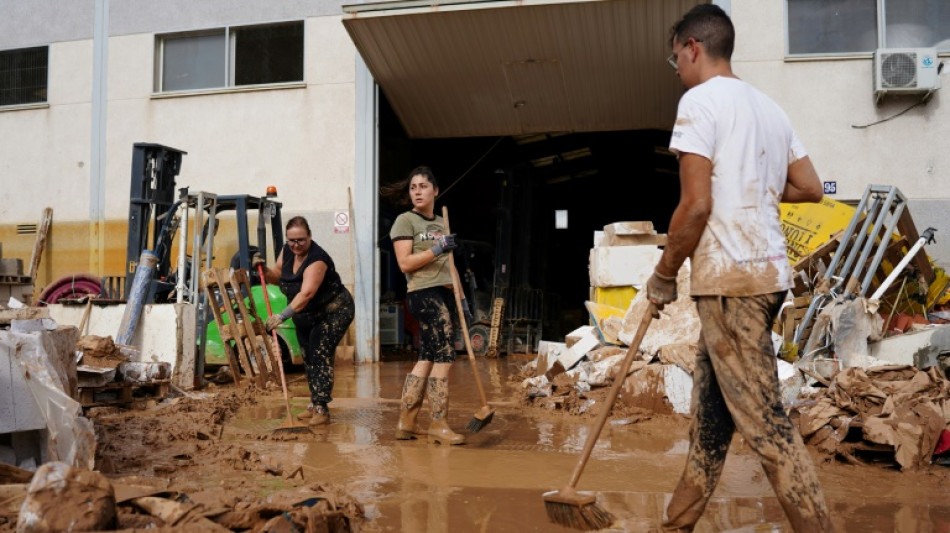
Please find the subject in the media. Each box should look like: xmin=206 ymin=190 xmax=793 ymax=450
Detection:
xmin=89 ymin=0 xmax=109 ymax=276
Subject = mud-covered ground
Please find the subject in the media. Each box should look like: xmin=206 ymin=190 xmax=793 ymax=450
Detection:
xmin=4 ymin=355 xmax=950 ymax=531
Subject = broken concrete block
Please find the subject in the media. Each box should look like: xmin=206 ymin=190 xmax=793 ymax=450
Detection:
xmin=535 ymin=341 xmax=566 ymax=376
xmin=0 ymin=258 xmax=23 ymax=276
xmin=589 ymin=245 xmax=662 ymax=288
xmin=565 ymin=325 xmax=595 ymax=348
xmin=557 ymin=330 xmax=601 ymax=370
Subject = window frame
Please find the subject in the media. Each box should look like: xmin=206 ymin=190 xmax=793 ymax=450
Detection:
xmin=784 ymin=0 xmax=950 ymax=59
xmin=154 ymin=20 xmax=305 ymax=95
xmin=0 ymin=45 xmax=50 ymax=110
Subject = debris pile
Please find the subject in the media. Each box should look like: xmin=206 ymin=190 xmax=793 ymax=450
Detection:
xmin=793 ymin=365 xmax=950 ymax=470
xmin=2 ymin=386 xmax=365 ymax=532
xmin=521 ymin=192 xmax=950 ymax=471
xmin=520 ymin=221 xmax=699 ymax=417
xmin=9 ymin=461 xmax=363 ymax=532
xmin=76 ymin=334 xmax=171 ymax=408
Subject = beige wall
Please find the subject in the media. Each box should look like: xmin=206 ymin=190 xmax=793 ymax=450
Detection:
xmin=0 ymin=15 xmax=358 ymax=288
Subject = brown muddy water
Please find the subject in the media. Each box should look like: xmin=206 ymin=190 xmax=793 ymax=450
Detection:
xmin=222 ymin=357 xmax=950 ymax=532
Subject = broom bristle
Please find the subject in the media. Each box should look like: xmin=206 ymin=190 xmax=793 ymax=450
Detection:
xmin=466 ymin=408 xmax=495 ymax=433
xmin=543 ymin=498 xmax=614 ymax=530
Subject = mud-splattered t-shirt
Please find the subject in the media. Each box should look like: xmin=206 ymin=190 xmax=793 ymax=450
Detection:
xmin=390 ymin=210 xmax=453 ymax=292
xmin=670 ymin=76 xmax=806 ymax=297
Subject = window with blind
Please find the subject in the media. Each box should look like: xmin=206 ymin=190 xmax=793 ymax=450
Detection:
xmin=0 ymin=46 xmax=49 ymax=107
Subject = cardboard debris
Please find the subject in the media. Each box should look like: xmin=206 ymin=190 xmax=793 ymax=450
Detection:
xmin=793 ymin=365 xmax=950 ymax=470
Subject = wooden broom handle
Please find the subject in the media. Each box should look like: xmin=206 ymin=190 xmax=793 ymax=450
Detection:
xmin=567 ymin=304 xmax=655 ymax=489
xmin=442 ymin=206 xmax=490 ymax=407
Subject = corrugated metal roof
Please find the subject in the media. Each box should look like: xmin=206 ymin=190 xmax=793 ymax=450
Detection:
xmin=343 ymin=0 xmax=706 ymax=138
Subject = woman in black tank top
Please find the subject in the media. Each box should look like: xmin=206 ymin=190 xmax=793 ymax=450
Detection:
xmin=258 ymin=216 xmax=354 ymax=426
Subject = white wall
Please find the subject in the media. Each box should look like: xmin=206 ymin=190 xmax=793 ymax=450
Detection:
xmin=732 ymin=1 xmax=950 ymax=264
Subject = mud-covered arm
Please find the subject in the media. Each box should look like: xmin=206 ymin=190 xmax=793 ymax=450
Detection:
xmin=655 ymin=153 xmax=713 ymax=279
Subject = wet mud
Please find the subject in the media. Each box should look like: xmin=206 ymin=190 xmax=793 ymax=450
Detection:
xmin=4 ymin=356 xmax=950 ymax=532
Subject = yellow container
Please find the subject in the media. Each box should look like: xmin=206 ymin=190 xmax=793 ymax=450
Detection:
xmin=590 ymin=285 xmax=637 ymax=311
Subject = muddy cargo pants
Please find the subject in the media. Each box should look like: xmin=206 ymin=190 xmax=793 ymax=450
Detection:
xmin=292 ymin=290 xmax=355 ymax=408
xmin=662 ymin=293 xmax=834 ymax=533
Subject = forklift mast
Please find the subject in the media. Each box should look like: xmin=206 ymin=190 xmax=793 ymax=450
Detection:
xmin=125 ymin=143 xmax=187 ymax=299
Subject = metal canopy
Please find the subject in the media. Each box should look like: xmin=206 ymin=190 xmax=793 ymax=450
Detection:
xmin=342 ymin=0 xmax=705 ymax=139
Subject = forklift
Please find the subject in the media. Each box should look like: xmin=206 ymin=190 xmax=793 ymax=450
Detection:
xmin=124 ymin=143 xmax=303 ymax=372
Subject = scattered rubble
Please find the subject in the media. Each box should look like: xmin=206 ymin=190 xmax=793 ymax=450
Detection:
xmin=520 ymin=211 xmax=950 ymax=473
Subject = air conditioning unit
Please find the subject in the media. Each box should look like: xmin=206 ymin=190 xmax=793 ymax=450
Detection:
xmin=873 ymin=48 xmax=940 ymax=103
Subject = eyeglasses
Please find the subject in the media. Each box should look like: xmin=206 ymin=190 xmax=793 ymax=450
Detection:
xmin=286 ymin=237 xmax=309 ymax=246
xmin=667 ymin=38 xmax=703 ymax=70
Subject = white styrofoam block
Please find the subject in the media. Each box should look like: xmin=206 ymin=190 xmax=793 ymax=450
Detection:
xmin=589 ymin=246 xmax=663 ymax=287
xmin=664 ymin=365 xmax=693 ymax=414
xmin=565 ymin=325 xmax=595 ymax=348
xmin=558 ymin=331 xmax=601 ymax=370
xmin=593 ymin=230 xmax=604 ymax=247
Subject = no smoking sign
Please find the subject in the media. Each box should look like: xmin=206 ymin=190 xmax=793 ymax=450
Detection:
xmin=334 ymin=211 xmax=350 ymax=233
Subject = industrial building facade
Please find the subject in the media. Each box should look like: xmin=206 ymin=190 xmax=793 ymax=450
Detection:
xmin=1 ymin=0 xmax=948 ymax=361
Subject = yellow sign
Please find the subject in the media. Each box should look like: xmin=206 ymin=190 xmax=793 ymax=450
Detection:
xmin=780 ymin=197 xmax=856 ymax=263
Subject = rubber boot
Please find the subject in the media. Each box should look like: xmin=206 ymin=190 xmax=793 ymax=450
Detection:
xmin=309 ymin=403 xmax=330 ymax=426
xmin=426 ymin=377 xmax=465 ymax=445
xmin=396 ymin=374 xmax=427 ymax=440
xmin=297 ymin=403 xmax=315 ymax=421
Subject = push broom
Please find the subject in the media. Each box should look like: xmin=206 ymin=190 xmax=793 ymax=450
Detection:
xmin=442 ymin=206 xmax=495 ymax=432
xmin=259 ymin=264 xmax=311 ymax=436
xmin=543 ymin=302 xmax=656 ymax=530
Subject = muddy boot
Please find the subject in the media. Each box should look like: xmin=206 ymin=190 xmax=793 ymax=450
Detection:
xmin=297 ymin=403 xmax=315 ymax=421
xmin=426 ymin=377 xmax=465 ymax=445
xmin=396 ymin=374 xmax=427 ymax=440
xmin=308 ymin=404 xmax=330 ymax=426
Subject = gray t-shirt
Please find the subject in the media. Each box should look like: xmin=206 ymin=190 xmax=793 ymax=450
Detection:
xmin=390 ymin=210 xmax=453 ymax=292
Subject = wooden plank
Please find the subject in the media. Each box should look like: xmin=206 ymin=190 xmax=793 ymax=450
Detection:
xmin=27 ymin=207 xmax=53 ymax=281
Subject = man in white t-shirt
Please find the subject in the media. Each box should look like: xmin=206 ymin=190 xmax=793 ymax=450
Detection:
xmin=646 ymin=5 xmax=834 ymax=532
